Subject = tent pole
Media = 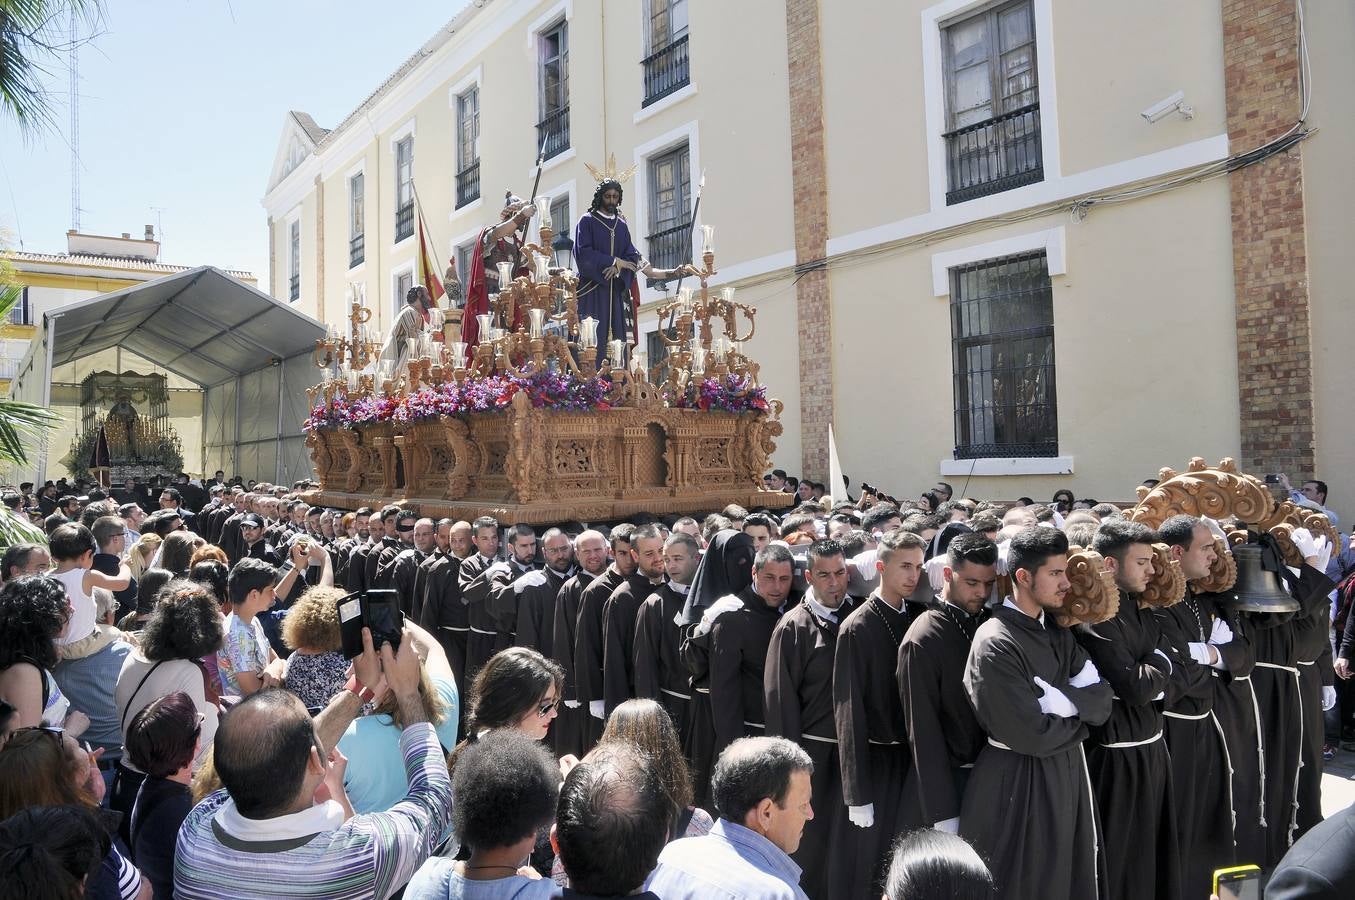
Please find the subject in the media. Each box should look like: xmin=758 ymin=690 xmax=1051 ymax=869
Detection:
xmin=275 ymin=364 xmax=285 ymax=485
xmin=234 ymin=375 xmax=242 ymax=482
xmin=38 ymin=313 xmax=61 ymax=483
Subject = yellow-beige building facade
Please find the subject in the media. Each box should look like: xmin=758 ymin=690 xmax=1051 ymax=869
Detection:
xmin=265 ymin=0 xmax=1353 ymax=522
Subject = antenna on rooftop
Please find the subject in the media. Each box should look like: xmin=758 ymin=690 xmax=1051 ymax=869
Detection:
xmin=69 ymin=7 xmax=81 ymax=232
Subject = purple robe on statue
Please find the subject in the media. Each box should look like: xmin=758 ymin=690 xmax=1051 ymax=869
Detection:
xmin=574 ymin=211 xmax=643 ymax=355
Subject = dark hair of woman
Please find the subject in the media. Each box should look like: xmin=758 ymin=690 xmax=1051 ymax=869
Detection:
xmin=158 ymin=531 xmax=198 ymax=577
xmin=0 ymin=576 xmax=70 ymax=673
xmin=133 ymin=568 xmax=174 ymax=614
xmin=0 ymin=804 xmax=111 ymax=900
xmin=883 ymin=829 xmax=995 ymax=900
xmin=467 ymin=647 xmax=563 ymax=733
xmin=139 ymin=580 xmax=225 ymax=662
xmin=0 ymin=728 xmax=94 ymax=820
xmin=187 ymin=560 xmax=230 ymax=609
xmin=599 ymin=698 xmax=691 ymax=818
xmin=125 ymin=691 xmax=200 ymax=778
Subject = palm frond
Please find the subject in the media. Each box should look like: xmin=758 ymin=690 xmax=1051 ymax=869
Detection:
xmin=0 ymin=399 xmax=61 ymax=465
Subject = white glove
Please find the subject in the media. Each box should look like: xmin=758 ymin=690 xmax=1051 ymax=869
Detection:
xmin=1068 ymin=659 xmax=1100 ymax=689
xmin=563 ymin=699 xmax=581 ymax=709
xmin=926 ymin=556 xmax=947 ymax=593
xmin=1290 ymin=528 xmax=1330 ymax=568
xmin=1315 ymin=538 xmax=1333 ymax=574
xmin=696 ymin=595 xmax=745 ymax=637
xmin=1033 ymin=676 xmax=1077 ymax=718
xmin=1152 ymin=648 xmax=1173 ymax=675
xmin=1188 ymin=642 xmax=1220 ymax=667
xmin=589 ymin=700 xmax=605 ymax=720
xmin=848 ymin=804 xmax=875 ymax=829
xmin=485 ymin=560 xmax=512 ymax=580
xmin=1322 ymin=686 xmax=1337 ymax=711
xmin=1209 ymin=616 xmax=1234 ymax=646
xmin=933 ymin=817 xmax=960 ymax=834
xmin=1201 ymin=517 xmax=1229 ymax=545
xmin=1051 ymin=509 xmax=1066 ymax=529
xmin=994 ymin=541 xmax=1010 ymax=577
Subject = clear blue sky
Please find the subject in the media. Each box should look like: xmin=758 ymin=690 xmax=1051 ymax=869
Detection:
xmin=0 ymin=0 xmax=466 ymax=283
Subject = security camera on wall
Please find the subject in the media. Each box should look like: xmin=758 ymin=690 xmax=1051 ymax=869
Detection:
xmin=1141 ymin=90 xmax=1194 ymax=123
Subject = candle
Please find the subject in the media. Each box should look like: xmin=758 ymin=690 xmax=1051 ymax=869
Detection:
xmin=701 ymin=224 xmax=715 ymax=255
xmin=690 ymin=347 xmax=706 ymax=376
xmin=535 ymin=196 xmax=552 ymax=229
xmin=528 ymin=308 xmax=546 ymax=339
xmin=688 ymin=334 xmax=702 ymax=356
xmin=450 ymin=341 xmax=468 ymax=369
xmin=496 ymin=262 xmax=512 ymax=287
xmin=677 ymin=287 xmax=693 ymax=312
xmin=489 ymin=327 xmax=503 ymax=343
xmin=346 ymin=369 xmax=359 ymax=391
xmin=534 ymin=256 xmax=551 ymax=284
xmin=608 ymin=339 xmax=624 ymax=366
xmin=579 ymin=316 xmax=598 ymax=349
xmin=721 ymin=286 xmax=736 ymax=304
xmin=358 ymin=283 xmax=367 ymax=306
xmin=711 ymin=337 xmax=728 ymax=363
xmin=477 ymin=314 xmax=493 ymax=338
xmin=406 ymin=337 xmax=418 ymax=360
xmin=429 ymin=308 xmax=445 ymax=331
xmin=345 ymin=285 xmax=354 ymax=305
xmin=730 ymin=340 xmax=743 ymax=359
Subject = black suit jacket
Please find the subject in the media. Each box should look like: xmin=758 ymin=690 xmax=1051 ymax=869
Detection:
xmin=1265 ymin=801 xmax=1355 ymax=899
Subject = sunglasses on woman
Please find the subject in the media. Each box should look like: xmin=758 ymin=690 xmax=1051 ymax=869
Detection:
xmin=537 ymin=697 xmax=560 ymax=718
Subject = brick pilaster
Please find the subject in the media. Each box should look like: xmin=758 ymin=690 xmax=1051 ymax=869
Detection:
xmin=785 ymin=0 xmax=832 ymax=481
xmin=1222 ymin=0 xmax=1314 ymax=476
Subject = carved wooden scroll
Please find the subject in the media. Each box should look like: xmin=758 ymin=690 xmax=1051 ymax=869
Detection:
xmin=1139 ymin=543 xmax=1186 ymax=609
xmin=1191 ymin=537 xmax=1237 ymax=595
xmin=1056 ymin=547 xmax=1120 ymax=627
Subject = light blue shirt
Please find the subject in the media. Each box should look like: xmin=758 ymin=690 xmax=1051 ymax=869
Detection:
xmin=52 ymin=635 xmax=134 ymax=758
xmin=405 ymin=861 xmax=555 ymax=900
xmin=645 ymin=819 xmax=808 ymax=900
xmin=338 ymin=674 xmax=459 ymax=814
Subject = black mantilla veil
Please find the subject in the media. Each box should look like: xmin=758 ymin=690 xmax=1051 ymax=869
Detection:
xmin=678 ymin=529 xmax=755 ymax=626
xmin=590 ymin=179 xmax=624 ymax=212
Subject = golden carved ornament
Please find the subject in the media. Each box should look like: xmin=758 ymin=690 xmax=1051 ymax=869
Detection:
xmin=1138 ymin=543 xmax=1186 ymax=609
xmin=1131 ymin=457 xmax=1275 ymax=530
xmin=1055 ymin=547 xmax=1120 ymax=627
xmin=1191 ymin=537 xmax=1237 ymax=595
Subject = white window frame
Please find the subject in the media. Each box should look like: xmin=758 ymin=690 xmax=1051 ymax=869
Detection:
xmin=391 ymin=260 xmax=416 ymax=323
xmin=285 ymin=209 xmax=302 ymax=303
xmin=347 ymin=160 xmax=366 ymax=272
xmin=390 ymin=118 xmax=417 ymax=249
xmin=526 ymin=0 xmax=573 ymax=50
xmin=921 ymin=0 xmax=1060 ymax=213
xmin=540 ymin=177 xmax=578 ymax=250
xmin=931 ymin=224 xmax=1070 ymax=476
xmin=632 ymin=120 xmax=701 ymax=304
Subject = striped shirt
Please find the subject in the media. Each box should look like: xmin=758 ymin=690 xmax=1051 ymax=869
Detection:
xmin=173 ymin=722 xmax=452 ymax=899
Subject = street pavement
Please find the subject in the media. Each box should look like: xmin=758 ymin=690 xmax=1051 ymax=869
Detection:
xmin=1321 ymin=743 xmax=1355 ymax=817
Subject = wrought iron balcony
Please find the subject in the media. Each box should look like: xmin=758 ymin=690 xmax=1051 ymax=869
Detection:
xmin=349 ymin=233 xmax=365 ymax=268
xmin=288 ymin=273 xmax=300 ymax=302
xmin=537 ymin=107 xmax=571 ymax=161
xmin=646 ymin=220 xmax=690 ymax=281
xmin=943 ymin=102 xmax=1043 ymax=205
xmin=642 ymin=35 xmax=690 ymax=107
xmin=456 ymin=161 xmax=481 ymax=209
xmin=395 ymin=201 xmax=415 ymax=242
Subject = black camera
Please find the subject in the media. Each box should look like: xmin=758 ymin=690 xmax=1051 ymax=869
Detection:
xmin=338 ymin=588 xmax=404 ymax=658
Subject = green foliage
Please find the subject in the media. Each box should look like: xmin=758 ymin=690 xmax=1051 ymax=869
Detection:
xmin=0 ymin=0 xmax=103 ymax=137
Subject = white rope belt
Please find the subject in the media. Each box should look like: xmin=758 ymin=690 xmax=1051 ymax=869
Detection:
xmin=660 ymin=688 xmax=691 ymax=700
xmin=1233 ymin=675 xmax=1250 ymax=681
xmin=439 ymin=626 xmax=470 ymax=632
xmin=1254 ymin=662 xmax=1299 ymax=674
xmin=1296 ymin=660 xmax=1316 ymax=666
xmin=988 ymin=738 xmax=1012 ymax=751
xmin=694 ymin=687 xmax=710 ymax=695
xmin=1164 ymin=710 xmax=1211 ymax=721
xmin=468 ymin=626 xmax=497 ymax=636
xmin=802 ymin=733 xmax=838 ymax=744
xmin=869 ymin=739 xmax=903 ymax=746
xmin=1100 ymin=731 xmax=1163 ymax=749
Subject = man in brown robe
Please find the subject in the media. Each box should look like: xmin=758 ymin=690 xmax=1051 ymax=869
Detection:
xmin=455 ymin=515 xmax=502 ymax=687
xmin=512 ymin=528 xmax=575 ymax=656
xmin=574 ymin=524 xmax=637 ymax=751
xmin=897 ymin=532 xmax=997 ymax=832
xmin=634 ymin=531 xmax=702 ymax=746
xmin=765 ymin=538 xmax=855 ymax=900
xmin=962 ymin=526 xmax=1112 ymax=900
xmin=551 ymin=529 xmax=610 ymax=760
xmin=602 ymin=524 xmax=669 ymax=714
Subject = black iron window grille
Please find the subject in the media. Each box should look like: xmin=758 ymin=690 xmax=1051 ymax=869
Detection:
xmin=642 ymin=34 xmax=690 ymax=107
xmin=456 ymin=161 xmax=480 ymax=209
xmin=944 ymin=103 xmax=1042 ymax=205
xmin=646 ymin=221 xmax=689 ymax=275
xmin=394 ymin=201 xmax=415 ymax=244
xmin=288 ymin=273 xmax=300 ymax=302
xmin=349 ymin=234 xmax=365 ymax=269
xmin=537 ymin=107 xmax=570 ymax=161
xmin=950 ymin=250 xmax=1057 ymax=459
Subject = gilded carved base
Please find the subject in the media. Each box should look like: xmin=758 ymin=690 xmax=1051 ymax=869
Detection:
xmin=303 ymin=392 xmax=792 ymax=524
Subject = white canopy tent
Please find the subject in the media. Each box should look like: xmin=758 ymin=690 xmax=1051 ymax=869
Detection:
xmin=9 ymin=266 xmax=327 ymax=485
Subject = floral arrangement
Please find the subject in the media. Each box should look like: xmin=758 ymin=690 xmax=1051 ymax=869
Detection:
xmin=515 ymin=369 xmax=612 ymax=411
xmin=675 ymin=374 xmax=770 ymax=413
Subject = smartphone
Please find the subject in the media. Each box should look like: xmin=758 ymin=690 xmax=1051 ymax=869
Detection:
xmin=1264 ymin=473 xmax=1282 ymax=485
xmin=1214 ymin=865 xmax=1261 ymax=900
xmin=337 ymin=589 xmax=404 ymax=658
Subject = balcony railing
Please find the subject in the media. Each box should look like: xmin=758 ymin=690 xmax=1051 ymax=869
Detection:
xmin=349 ymin=233 xmax=365 ymax=268
xmin=288 ymin=273 xmax=300 ymax=302
xmin=537 ymin=107 xmax=571 ymax=161
xmin=943 ymin=102 xmax=1043 ymax=205
xmin=395 ymin=200 xmax=415 ymax=242
xmin=642 ymin=34 xmax=690 ymax=107
xmin=646 ymin=220 xmax=690 ymax=281
xmin=456 ymin=161 xmax=481 ymax=209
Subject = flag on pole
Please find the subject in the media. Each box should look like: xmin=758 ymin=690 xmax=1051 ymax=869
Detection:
xmin=417 ymin=210 xmax=446 ymax=304
xmin=828 ymin=424 xmax=849 ymax=504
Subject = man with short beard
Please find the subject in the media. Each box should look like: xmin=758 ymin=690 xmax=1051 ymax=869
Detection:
xmin=764 ymin=538 xmax=857 ymax=899
xmin=601 ymin=524 xmax=669 ymax=715
xmin=1074 ymin=519 xmax=1180 ymax=900
xmin=418 ymin=519 xmax=473 ymax=723
xmin=384 ymin=517 xmax=435 ymax=617
xmin=552 ymin=528 xmax=611 ymax=758
xmin=370 ymin=509 xmax=416 ymax=590
xmin=573 ymin=524 xmax=638 ymax=751
xmin=634 ymin=531 xmax=702 ymax=745
xmin=218 ymin=491 xmax=251 ymax=564
xmin=362 ymin=506 xmax=405 ymax=591
xmin=897 ymin=533 xmax=998 ymax=833
xmin=456 ymin=516 xmax=504 ymax=685
xmin=479 ymin=523 xmax=540 ymax=648
xmin=512 ymin=527 xmax=575 ymax=656
xmin=409 ymin=518 xmax=452 ymax=624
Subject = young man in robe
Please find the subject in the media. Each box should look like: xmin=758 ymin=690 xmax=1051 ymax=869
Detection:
xmin=511 ymin=527 xmax=575 ymax=657
xmin=962 ymin=526 xmax=1112 ymax=900
xmin=601 ymin=523 xmax=669 ymax=714
xmin=1075 ymin=519 xmax=1181 ymax=900
xmin=455 ymin=515 xmax=502 ymax=687
xmin=574 ymin=524 xmax=637 ymax=751
xmin=634 ymin=531 xmax=702 ymax=751
xmin=550 ymin=529 xmax=611 ymax=760
xmin=833 ymin=529 xmax=926 ymax=900
xmin=472 ymin=523 xmax=538 ymax=650
xmin=764 ymin=538 xmax=856 ymax=900
xmin=384 ymin=517 xmax=435 ymax=617
xmin=1156 ymin=515 xmax=1248 ymax=897
xmin=897 ymin=532 xmax=998 ymax=832
xmin=573 ymin=178 xmax=697 ymax=368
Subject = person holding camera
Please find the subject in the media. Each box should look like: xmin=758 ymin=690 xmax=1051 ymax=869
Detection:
xmin=174 ymin=624 xmax=453 ymax=899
